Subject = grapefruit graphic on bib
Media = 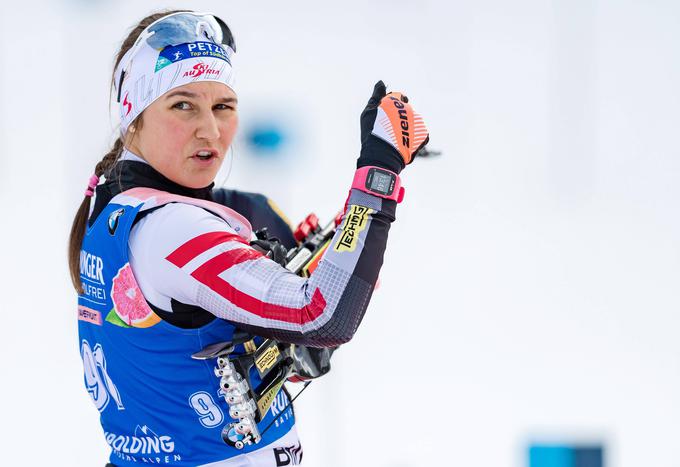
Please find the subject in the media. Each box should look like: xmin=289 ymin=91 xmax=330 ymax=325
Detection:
xmin=110 ymin=264 xmax=160 ymax=328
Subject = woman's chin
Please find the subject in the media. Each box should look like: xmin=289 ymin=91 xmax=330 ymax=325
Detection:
xmin=179 ymin=158 xmax=222 ymax=188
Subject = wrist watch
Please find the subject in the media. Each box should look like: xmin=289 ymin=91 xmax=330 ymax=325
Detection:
xmin=351 ymin=166 xmax=405 ymax=203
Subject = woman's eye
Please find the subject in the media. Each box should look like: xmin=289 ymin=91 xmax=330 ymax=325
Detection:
xmin=172 ymin=101 xmax=192 ymax=110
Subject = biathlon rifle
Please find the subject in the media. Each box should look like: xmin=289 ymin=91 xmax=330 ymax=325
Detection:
xmin=191 ymin=213 xmax=340 ymax=449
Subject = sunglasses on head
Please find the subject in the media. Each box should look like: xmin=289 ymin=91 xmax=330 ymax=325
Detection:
xmin=116 ymin=11 xmax=236 ymax=103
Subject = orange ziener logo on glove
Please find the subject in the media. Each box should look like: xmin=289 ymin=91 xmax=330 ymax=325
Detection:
xmin=389 ymin=96 xmax=411 ymax=149
xmin=376 ymin=92 xmax=428 ymax=165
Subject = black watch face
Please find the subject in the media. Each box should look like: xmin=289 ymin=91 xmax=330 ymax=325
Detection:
xmin=365 ymin=168 xmax=396 ymax=196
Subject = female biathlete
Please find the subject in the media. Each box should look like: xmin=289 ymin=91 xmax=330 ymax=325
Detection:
xmin=69 ymin=10 xmax=429 ymax=467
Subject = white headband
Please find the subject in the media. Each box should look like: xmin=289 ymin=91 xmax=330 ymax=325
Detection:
xmin=113 ymin=12 xmax=236 ymax=135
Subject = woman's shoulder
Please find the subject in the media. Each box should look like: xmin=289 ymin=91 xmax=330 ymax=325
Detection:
xmin=128 ymin=202 xmax=244 ymax=268
xmin=132 ymin=202 xmax=234 ymax=242
xmin=144 ymin=201 xmax=229 ymax=223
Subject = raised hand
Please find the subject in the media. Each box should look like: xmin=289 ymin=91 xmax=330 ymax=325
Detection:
xmin=358 ymin=80 xmax=429 ymax=174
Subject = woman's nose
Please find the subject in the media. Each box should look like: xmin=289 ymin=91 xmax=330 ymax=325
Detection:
xmin=195 ymin=111 xmax=220 ymax=141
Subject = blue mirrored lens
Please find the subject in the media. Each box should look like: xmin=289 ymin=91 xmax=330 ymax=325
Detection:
xmin=147 ymin=14 xmax=222 ymax=49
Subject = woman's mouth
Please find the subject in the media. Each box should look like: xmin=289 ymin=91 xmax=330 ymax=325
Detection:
xmin=192 ymin=149 xmax=218 ymax=162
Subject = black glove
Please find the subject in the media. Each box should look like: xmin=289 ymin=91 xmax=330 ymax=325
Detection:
xmin=357 ymin=80 xmax=430 ymax=174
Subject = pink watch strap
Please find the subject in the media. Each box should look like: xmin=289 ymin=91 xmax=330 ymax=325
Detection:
xmin=351 ymin=166 xmax=405 ymax=203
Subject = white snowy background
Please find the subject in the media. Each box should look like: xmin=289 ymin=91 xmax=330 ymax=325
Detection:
xmin=0 ymin=0 xmax=678 ymax=466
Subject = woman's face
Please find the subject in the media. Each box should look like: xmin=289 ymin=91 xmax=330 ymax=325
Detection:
xmin=127 ymin=81 xmax=238 ymax=188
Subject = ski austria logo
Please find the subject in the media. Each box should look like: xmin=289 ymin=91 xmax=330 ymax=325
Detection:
xmin=183 ymin=62 xmax=221 ymax=79
xmin=105 ymin=425 xmax=180 ymax=464
xmin=81 ymin=340 xmax=124 ymax=412
xmin=108 ymin=208 xmax=125 ymax=235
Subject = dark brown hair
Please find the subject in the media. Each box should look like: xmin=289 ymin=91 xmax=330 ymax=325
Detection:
xmin=67 ymin=10 xmax=185 ymax=292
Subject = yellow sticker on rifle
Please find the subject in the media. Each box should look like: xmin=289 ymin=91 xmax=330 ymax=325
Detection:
xmin=255 ymin=345 xmax=280 ymax=373
xmin=258 ymin=380 xmax=285 ymax=417
xmin=334 ymin=205 xmax=373 ymax=253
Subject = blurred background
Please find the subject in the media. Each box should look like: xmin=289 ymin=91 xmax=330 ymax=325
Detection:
xmin=1 ymin=0 xmax=679 ymax=466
